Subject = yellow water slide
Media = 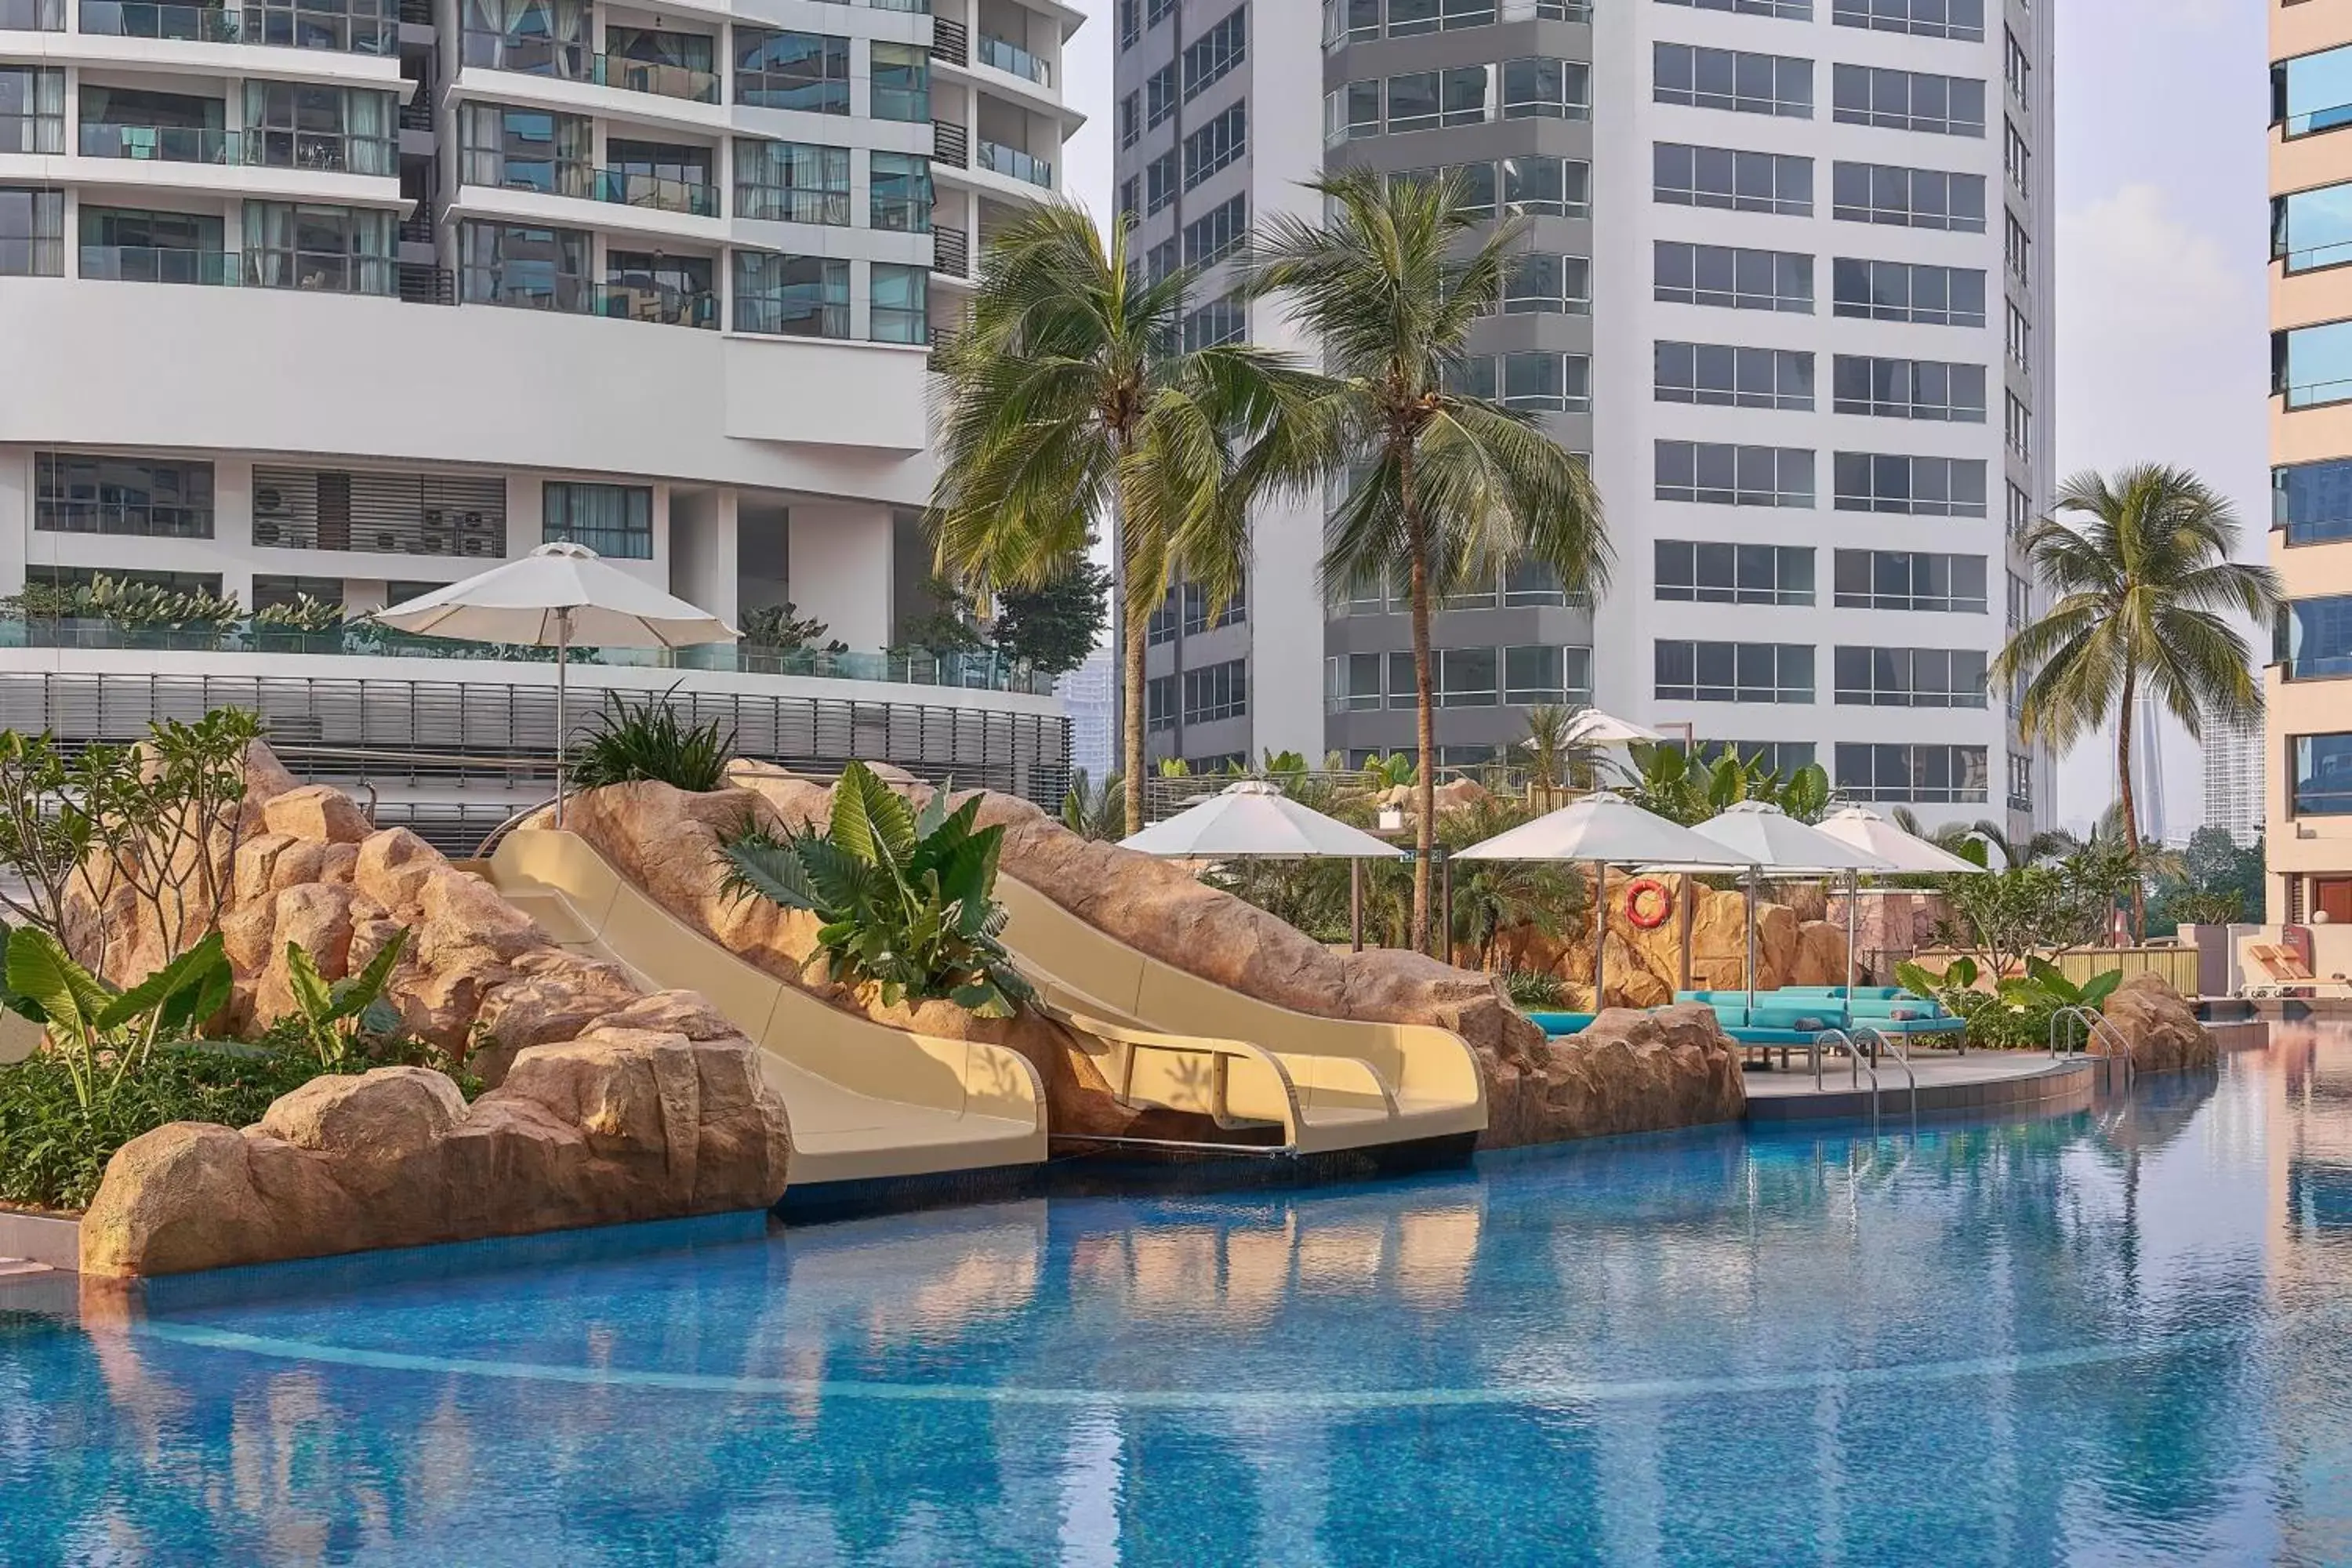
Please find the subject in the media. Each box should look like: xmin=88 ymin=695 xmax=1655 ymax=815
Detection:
xmin=991 ymin=875 xmax=1489 ymax=1152
xmin=484 ymin=829 xmax=1049 ymax=1186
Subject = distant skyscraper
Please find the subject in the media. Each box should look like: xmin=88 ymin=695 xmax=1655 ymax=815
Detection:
xmin=2204 ymin=713 xmax=2264 ymax=849
xmin=1058 ymin=646 xmax=1118 ymax=783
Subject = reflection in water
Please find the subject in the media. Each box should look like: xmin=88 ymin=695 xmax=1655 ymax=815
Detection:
xmin=10 ymin=1033 xmax=2352 ymax=1565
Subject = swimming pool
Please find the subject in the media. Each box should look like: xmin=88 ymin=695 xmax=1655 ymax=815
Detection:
xmin=5 ymin=1028 xmax=2351 ymax=1566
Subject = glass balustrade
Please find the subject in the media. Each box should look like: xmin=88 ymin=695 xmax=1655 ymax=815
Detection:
xmin=977 ymin=140 xmax=1051 ymax=187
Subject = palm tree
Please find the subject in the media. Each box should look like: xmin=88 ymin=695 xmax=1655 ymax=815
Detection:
xmin=930 ymin=200 xmax=1327 ymax=835
xmin=1520 ymin=705 xmax=1612 ymax=810
xmin=1992 ymin=465 xmax=2281 ymax=936
xmin=1242 ymin=169 xmax=1610 ymax=949
xmin=1888 ymin=809 xmax=2073 ymax=870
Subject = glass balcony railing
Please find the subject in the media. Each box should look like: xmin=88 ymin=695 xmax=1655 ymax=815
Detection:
xmin=78 ymin=245 xmax=238 ymax=285
xmin=0 ymin=617 xmax=1058 ymax=695
xmin=977 ymin=139 xmax=1051 ymax=188
xmin=593 ymin=281 xmax=716 ymax=328
xmin=460 ymin=31 xmax=720 ymax=102
xmin=78 ymin=122 xmax=236 ymax=162
xmin=77 ymin=0 xmax=394 ymax=52
xmin=975 ymin=33 xmax=1050 ymax=87
xmin=591 ymin=168 xmax=718 ymax=217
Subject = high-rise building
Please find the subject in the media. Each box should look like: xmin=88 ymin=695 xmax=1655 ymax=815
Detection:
xmin=2204 ymin=710 xmax=2264 ymax=851
xmin=1057 ymin=642 xmax=1116 ymax=781
xmin=1111 ymin=0 xmax=2054 ymax=833
xmin=2269 ymin=0 xmax=2352 ymax=924
xmin=0 ymin=0 xmax=1080 ymax=845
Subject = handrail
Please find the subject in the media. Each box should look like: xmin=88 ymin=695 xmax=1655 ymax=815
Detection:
xmin=1853 ymin=1024 xmax=1916 ymax=1120
xmin=2049 ymin=1004 xmax=2135 ymax=1091
xmin=1809 ymin=1027 xmax=1881 ymax=1131
xmin=470 ymin=796 xmax=559 ymax=860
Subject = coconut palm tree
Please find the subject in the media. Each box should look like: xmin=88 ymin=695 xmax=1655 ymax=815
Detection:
xmin=1992 ymin=465 xmax=2281 ymax=935
xmin=930 ymin=200 xmax=1329 ymax=835
xmin=1520 ymin=705 xmax=1617 ymax=809
xmin=1240 ymin=169 xmax=1610 ymax=949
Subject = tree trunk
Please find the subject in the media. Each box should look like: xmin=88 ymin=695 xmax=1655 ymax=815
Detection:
xmin=1120 ymin=579 xmax=1148 ymax=838
xmin=1408 ymin=532 xmax=1436 ymax=956
xmin=2116 ymin=665 xmax=2143 ymax=943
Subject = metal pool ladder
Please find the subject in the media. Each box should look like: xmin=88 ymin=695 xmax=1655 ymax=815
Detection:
xmin=2048 ymin=1004 xmax=2135 ymax=1092
xmin=1852 ymin=1024 xmax=1917 ymax=1120
xmin=1808 ymin=1028 xmax=1882 ymax=1130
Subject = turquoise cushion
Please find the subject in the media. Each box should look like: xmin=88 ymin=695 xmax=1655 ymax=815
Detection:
xmin=1707 ymin=1006 xmax=1751 ymax=1029
xmin=1751 ymin=1007 xmax=1842 ymax=1032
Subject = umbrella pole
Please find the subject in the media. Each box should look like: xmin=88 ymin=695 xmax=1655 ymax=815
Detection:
xmin=1677 ymin=874 xmax=1693 ymax=995
xmin=1350 ymin=858 xmax=1363 ymax=953
xmin=1745 ymin=869 xmax=1758 ymax=1012
xmin=1846 ymin=870 xmax=1859 ymax=997
xmin=1594 ymin=862 xmax=1607 ymax=1011
xmin=554 ymin=608 xmax=571 ymax=828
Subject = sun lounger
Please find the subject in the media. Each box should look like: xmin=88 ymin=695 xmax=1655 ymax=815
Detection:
xmin=2244 ymin=942 xmax=2352 ymax=999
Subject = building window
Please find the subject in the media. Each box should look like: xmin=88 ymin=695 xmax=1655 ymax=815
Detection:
xmin=1180 ymin=580 xmax=1245 ymax=635
xmin=1181 ymin=295 xmax=1246 ymax=351
xmin=241 ymin=82 xmax=396 ymax=176
xmin=1504 ymin=254 xmax=1592 ymax=315
xmin=1183 ymin=195 xmax=1248 ymax=268
xmin=1117 ymin=91 xmax=1138 ymax=149
xmin=2274 ymin=42 xmax=2352 ymax=140
xmin=1182 ymin=103 xmax=1245 ymax=190
xmin=1434 ymin=647 xmax=1497 ymax=708
xmin=1684 ymin=741 xmax=1817 ymax=777
xmin=1504 ymin=561 xmax=1569 ymax=608
xmin=252 ymin=575 xmax=346 ymax=611
xmin=2285 ymin=596 xmax=2352 ymax=680
xmin=1502 ymin=58 xmax=1588 ymax=120
xmin=1145 ymin=151 xmax=1178 ymax=214
xmin=1661 ymin=0 xmax=1808 ymax=16
xmin=2005 ymin=301 xmax=2031 ymax=371
xmin=1653 ymin=143 xmax=1812 ymax=216
xmin=1383 ymin=65 xmax=1495 ymax=135
xmin=1325 ymin=652 xmax=1381 ymax=714
xmin=1835 ymin=743 xmax=1989 ymax=803
xmin=1145 ymin=63 xmax=1177 ymax=130
xmin=1140 ymin=238 xmax=1178 ymax=285
xmin=734 ymin=140 xmax=848 ymax=225
xmin=1497 ymin=353 xmax=1592 ymax=412
xmin=242 ymin=202 xmax=397 ymax=296
xmin=2006 ymin=570 xmax=2031 ymax=630
xmin=2005 ymin=209 xmax=2032 ymax=285
xmin=245 ymin=0 xmax=394 ymax=53
xmin=1832 ymin=65 xmax=1985 ymax=137
xmin=869 ymin=262 xmax=927 ymax=344
xmin=543 ymin=481 xmax=652 ymax=560
xmin=1183 ymin=5 xmax=1246 ymax=100
xmin=2005 ymin=390 xmax=2033 ymax=459
xmin=1656 ymin=541 xmax=1816 ymax=605
xmin=2294 ymin=734 xmax=2352 ymax=815
xmin=2009 ymin=752 xmax=2034 ymax=813
xmin=461 ymin=104 xmax=591 ymax=196
xmin=1833 ymin=550 xmax=1987 ymax=613
xmin=1326 ymin=80 xmax=1381 ymax=144
xmin=869 ymin=151 xmax=931 ymax=233
xmin=0 ymin=186 xmax=64 ymax=277
xmin=1655 ymin=241 xmax=1813 ymax=313
xmin=2273 ymin=320 xmax=2352 ymax=411
xmin=1831 ymin=357 xmax=1986 ymax=422
xmin=1504 ymin=644 xmax=1593 ymax=706
xmin=1145 ymin=673 xmax=1176 ymax=731
xmin=869 ymin=42 xmax=927 ymax=121
xmin=0 ymin=0 xmax=63 ymax=28
xmin=1831 ymin=258 xmax=1986 ymax=326
xmin=1831 ymin=0 xmax=1982 ymax=41
xmin=1655 ymin=343 xmax=1814 ymax=411
xmin=0 ymin=67 xmax=65 ymax=154
xmin=2277 ymin=458 xmax=2352 ymax=546
xmin=1656 ymin=442 xmax=1816 ymax=508
xmin=249 ymin=467 xmax=506 ymax=555
xmin=34 ymin=453 xmax=215 ymax=538
xmin=1324 ymin=0 xmax=1590 ymax=41
xmin=1183 ymin=659 xmax=1248 ymax=723
xmin=458 ymin=220 xmax=590 ymax=311
xmin=732 ymin=250 xmax=847 ymax=337
xmin=460 ymin=0 xmax=586 ymax=74
xmin=733 ymin=30 xmax=849 ymax=113
xmin=1831 ymin=162 xmax=1984 ymax=231
xmin=1655 ymin=641 xmax=1815 ymax=704
xmin=1653 ymin=44 xmax=1812 ymax=119
xmin=2269 ymin=183 xmax=2352 ymax=276
xmin=2004 ymin=118 xmax=2031 ymax=196
xmin=1832 ymin=454 xmax=1987 ymax=517
xmin=1503 ymin=155 xmax=1588 ymax=218
xmin=1833 ymin=646 xmax=1989 ymax=707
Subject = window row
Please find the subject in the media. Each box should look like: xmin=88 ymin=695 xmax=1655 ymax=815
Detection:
xmin=1185 ymin=196 xmax=1248 ymax=270
xmin=1326 ymin=646 xmax=1594 ymax=713
xmin=1657 ymin=345 xmax=1984 ymax=423
xmin=1653 ymin=443 xmax=1988 ymax=516
xmin=2281 ymin=594 xmax=2352 ymax=681
xmin=1326 ymin=59 xmax=1589 ymax=142
xmin=1336 ymin=561 xmax=1576 ymax=615
xmin=1655 ymin=641 xmax=1813 ymax=704
xmin=1145 ymin=659 xmax=1249 ymax=728
xmin=1184 ymin=104 xmax=1245 ymax=191
xmin=1446 ymin=351 xmax=1593 ymax=412
xmin=2296 ymin=733 xmax=2352 ymax=817
xmin=2276 ymin=180 xmax=2352 ymax=277
xmin=1662 ymin=0 xmax=1984 ymax=38
xmin=1392 ymin=157 xmax=1590 ymax=221
xmin=5 ymin=198 xmax=405 ymax=294
xmin=1831 ymin=64 xmax=1984 ymax=136
xmin=0 ymin=71 xmax=398 ymax=173
xmin=1654 ymin=45 xmax=1810 ymax=118
xmin=2274 ymin=320 xmax=2352 ymax=412
xmin=1831 ymin=645 xmax=1989 ymax=707
xmin=2277 ymin=457 xmax=2352 ymax=547
xmin=1146 ymin=581 xmax=1248 ymax=646
xmin=1654 ymin=545 xmax=1987 ymax=613
xmin=1323 ymin=0 xmax=1586 ymax=47
xmin=2275 ymin=43 xmax=2352 ymax=142
xmin=1181 ymin=296 xmax=1246 ymax=352
xmin=1837 ymin=744 xmax=1988 ymax=804
xmin=457 ymin=19 xmax=931 ymax=122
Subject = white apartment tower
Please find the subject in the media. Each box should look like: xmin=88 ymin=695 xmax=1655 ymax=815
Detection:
xmin=1113 ymin=0 xmax=2055 ymax=834
xmin=0 ymin=0 xmax=1082 ymax=844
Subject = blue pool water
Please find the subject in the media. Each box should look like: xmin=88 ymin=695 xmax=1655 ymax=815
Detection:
xmin=7 ymin=1029 xmax=2352 ymax=1566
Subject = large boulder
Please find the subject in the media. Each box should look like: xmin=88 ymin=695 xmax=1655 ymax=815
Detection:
xmin=2101 ymin=972 xmax=2216 ymax=1074
xmin=80 ymin=1035 xmax=792 ymax=1276
xmin=1484 ymin=1004 xmax=1745 ymax=1145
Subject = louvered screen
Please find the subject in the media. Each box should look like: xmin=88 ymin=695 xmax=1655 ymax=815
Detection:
xmin=251 ymin=467 xmax=506 ymax=557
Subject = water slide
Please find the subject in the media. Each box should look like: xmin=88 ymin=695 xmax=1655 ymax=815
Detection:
xmin=483 ymin=829 xmax=1049 ymax=1186
xmin=991 ymin=875 xmax=1489 ymax=1152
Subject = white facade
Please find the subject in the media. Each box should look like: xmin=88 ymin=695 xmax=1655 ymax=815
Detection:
xmin=0 ymin=0 xmax=1083 ymax=837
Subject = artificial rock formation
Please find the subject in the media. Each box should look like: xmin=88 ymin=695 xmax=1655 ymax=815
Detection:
xmin=1493 ymin=875 xmax=1851 ymax=1011
xmin=714 ymin=764 xmax=1744 ymax=1149
xmin=2100 ymin=971 xmax=2216 ymax=1075
xmin=72 ymin=744 xmax=793 ymax=1276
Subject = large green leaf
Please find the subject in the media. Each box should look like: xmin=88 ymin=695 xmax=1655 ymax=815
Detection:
xmin=908 ymin=797 xmax=985 ymax=880
xmin=1893 ymin=960 xmax=1943 ymax=1002
xmin=129 ymin=932 xmax=230 ymax=1036
xmin=914 ymin=783 xmax=952 ymax=840
xmin=6 ymin=927 xmax=107 ymax=1037
xmin=329 ymin=927 xmax=409 ymax=1022
xmin=720 ymin=836 xmax=822 ymax=912
xmin=798 ymin=835 xmax=884 ymax=913
xmin=848 ymin=762 xmax=918 ymax=869
xmin=827 ymin=762 xmax=880 ymax=866
xmin=283 ymin=939 xmax=335 ymax=1029
xmin=2078 ymin=968 xmax=2125 ymax=1008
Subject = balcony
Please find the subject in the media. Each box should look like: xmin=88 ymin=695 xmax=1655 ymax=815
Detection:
xmin=930 ymin=15 xmax=966 ymax=65
xmin=592 ymin=167 xmax=718 ymax=218
xmin=932 ymin=118 xmax=967 ymax=167
xmin=77 ymin=0 xmax=396 ymax=53
xmin=932 ymin=223 xmax=967 ymax=278
xmin=594 ymin=279 xmax=715 ymax=328
xmin=77 ymin=122 xmax=397 ymax=174
xmin=975 ymin=33 xmax=1049 ymax=88
xmin=977 ymin=139 xmax=1050 ymax=188
xmin=79 ymin=244 xmax=236 ymax=285
xmin=460 ymin=271 xmax=717 ymax=328
xmin=459 ymin=31 xmax=719 ymax=103
xmin=78 ymin=122 xmax=235 ymax=162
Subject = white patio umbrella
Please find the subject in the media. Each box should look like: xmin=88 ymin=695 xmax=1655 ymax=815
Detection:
xmin=1675 ymin=802 xmax=1896 ymax=1011
xmin=1458 ymin=792 xmax=1746 ymax=1011
xmin=1558 ymin=709 xmax=1666 ymax=747
xmin=1814 ymin=805 xmax=1991 ymax=993
xmin=1120 ymin=779 xmax=1403 ymax=860
xmin=372 ymin=541 xmax=737 ymax=824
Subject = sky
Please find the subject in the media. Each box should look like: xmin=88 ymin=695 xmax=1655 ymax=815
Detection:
xmin=1051 ymin=0 xmax=2270 ymax=837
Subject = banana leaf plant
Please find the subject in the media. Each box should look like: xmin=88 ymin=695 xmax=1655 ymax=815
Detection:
xmin=284 ymin=928 xmax=410 ymax=1067
xmin=1 ymin=926 xmax=232 ymax=1110
xmin=718 ymin=761 xmax=1034 ymax=1018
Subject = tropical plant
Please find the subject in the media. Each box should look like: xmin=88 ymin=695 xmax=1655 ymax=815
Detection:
xmin=895 ymin=575 xmax=991 ymax=657
xmin=251 ymin=594 xmax=345 ymax=633
xmin=930 ymin=199 xmax=1327 ymax=837
xmin=719 ymin=762 xmax=1033 ymax=1017
xmin=1060 ymin=768 xmax=1125 ymax=840
xmin=989 ymin=554 xmax=1112 ymax=677
xmin=1504 ymin=969 xmax=1565 ymax=1009
xmin=0 ymin=927 xmax=232 ymax=1112
xmin=1522 ymin=705 xmax=1604 ymax=810
xmin=281 ymin=930 xmax=408 ymax=1067
xmin=2164 ymin=887 xmax=2245 ymax=927
xmin=1993 ymin=465 xmax=2284 ymax=937
xmin=571 ymin=686 xmax=736 ymax=793
xmin=1242 ymin=168 xmax=1608 ymax=950
xmin=739 ymin=602 xmax=840 ymax=654
xmin=1621 ymin=742 xmax=1831 ymax=827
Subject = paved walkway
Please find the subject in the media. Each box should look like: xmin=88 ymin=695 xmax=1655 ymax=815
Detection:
xmin=1741 ymin=1051 xmax=2082 ymax=1101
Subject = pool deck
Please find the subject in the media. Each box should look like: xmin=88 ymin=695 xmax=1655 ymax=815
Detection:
xmin=1742 ymin=1051 xmax=2105 ymax=1123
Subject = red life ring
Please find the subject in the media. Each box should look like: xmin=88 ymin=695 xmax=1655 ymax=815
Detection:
xmin=1624 ymin=877 xmax=1672 ymax=930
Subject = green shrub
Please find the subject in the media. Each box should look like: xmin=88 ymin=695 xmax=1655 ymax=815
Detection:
xmin=572 ymin=685 xmax=737 ymax=793
xmin=720 ymin=761 xmax=1033 ymax=1017
xmin=1504 ymin=970 xmax=1565 ymax=1008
